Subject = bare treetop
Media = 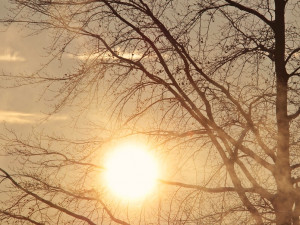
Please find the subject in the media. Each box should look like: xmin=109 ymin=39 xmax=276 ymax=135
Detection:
xmin=0 ymin=0 xmax=300 ymax=224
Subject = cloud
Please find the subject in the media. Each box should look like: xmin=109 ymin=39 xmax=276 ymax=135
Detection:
xmin=66 ymin=51 xmax=143 ymax=61
xmin=0 ymin=49 xmax=26 ymax=62
xmin=0 ymin=110 xmax=67 ymax=124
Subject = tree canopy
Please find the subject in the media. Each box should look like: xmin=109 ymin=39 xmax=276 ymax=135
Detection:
xmin=0 ymin=0 xmax=300 ymax=224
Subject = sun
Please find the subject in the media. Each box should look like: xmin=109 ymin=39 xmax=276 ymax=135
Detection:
xmin=104 ymin=142 xmax=158 ymax=200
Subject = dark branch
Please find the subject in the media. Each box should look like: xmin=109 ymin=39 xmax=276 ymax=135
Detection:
xmin=0 ymin=168 xmax=129 ymax=225
xmin=288 ymin=107 xmax=300 ymax=120
xmin=0 ymin=210 xmax=43 ymax=225
xmin=224 ymin=0 xmax=274 ymax=27
xmin=159 ymin=179 xmax=273 ymax=198
xmin=285 ymin=47 xmax=300 ymax=64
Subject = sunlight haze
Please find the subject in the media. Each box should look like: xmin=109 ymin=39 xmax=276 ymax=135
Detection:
xmin=104 ymin=142 xmax=159 ymax=200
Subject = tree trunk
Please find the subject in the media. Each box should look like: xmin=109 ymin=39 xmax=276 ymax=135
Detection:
xmin=273 ymin=0 xmax=293 ymax=224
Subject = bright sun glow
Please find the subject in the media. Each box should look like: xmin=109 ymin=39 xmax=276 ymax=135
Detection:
xmin=104 ymin=142 xmax=158 ymax=200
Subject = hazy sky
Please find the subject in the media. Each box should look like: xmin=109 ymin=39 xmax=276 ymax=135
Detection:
xmin=0 ymin=1 xmax=75 ymax=167
xmin=0 ymin=1 xmax=48 ymax=117
xmin=0 ymin=0 xmax=80 ymax=126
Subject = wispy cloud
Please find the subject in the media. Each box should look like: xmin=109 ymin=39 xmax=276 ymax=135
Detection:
xmin=0 ymin=49 xmax=26 ymax=62
xmin=66 ymin=51 xmax=143 ymax=61
xmin=0 ymin=110 xmax=67 ymax=124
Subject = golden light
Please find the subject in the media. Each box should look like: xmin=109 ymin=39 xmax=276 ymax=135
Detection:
xmin=104 ymin=142 xmax=158 ymax=200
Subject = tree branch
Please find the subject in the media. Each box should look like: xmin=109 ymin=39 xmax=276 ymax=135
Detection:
xmin=0 ymin=210 xmax=43 ymax=225
xmin=0 ymin=168 xmax=129 ymax=225
xmin=285 ymin=47 xmax=300 ymax=64
xmin=224 ymin=0 xmax=274 ymax=27
xmin=288 ymin=107 xmax=300 ymax=120
xmin=159 ymin=179 xmax=273 ymax=198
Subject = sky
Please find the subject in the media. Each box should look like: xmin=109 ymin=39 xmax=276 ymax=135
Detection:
xmin=0 ymin=0 xmax=116 ymax=171
xmin=0 ymin=1 xmax=91 ymax=125
xmin=0 ymin=1 xmax=83 ymax=168
xmin=0 ymin=1 xmax=51 ymax=119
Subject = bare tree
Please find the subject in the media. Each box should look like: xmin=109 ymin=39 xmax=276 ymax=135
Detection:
xmin=1 ymin=0 xmax=300 ymax=224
